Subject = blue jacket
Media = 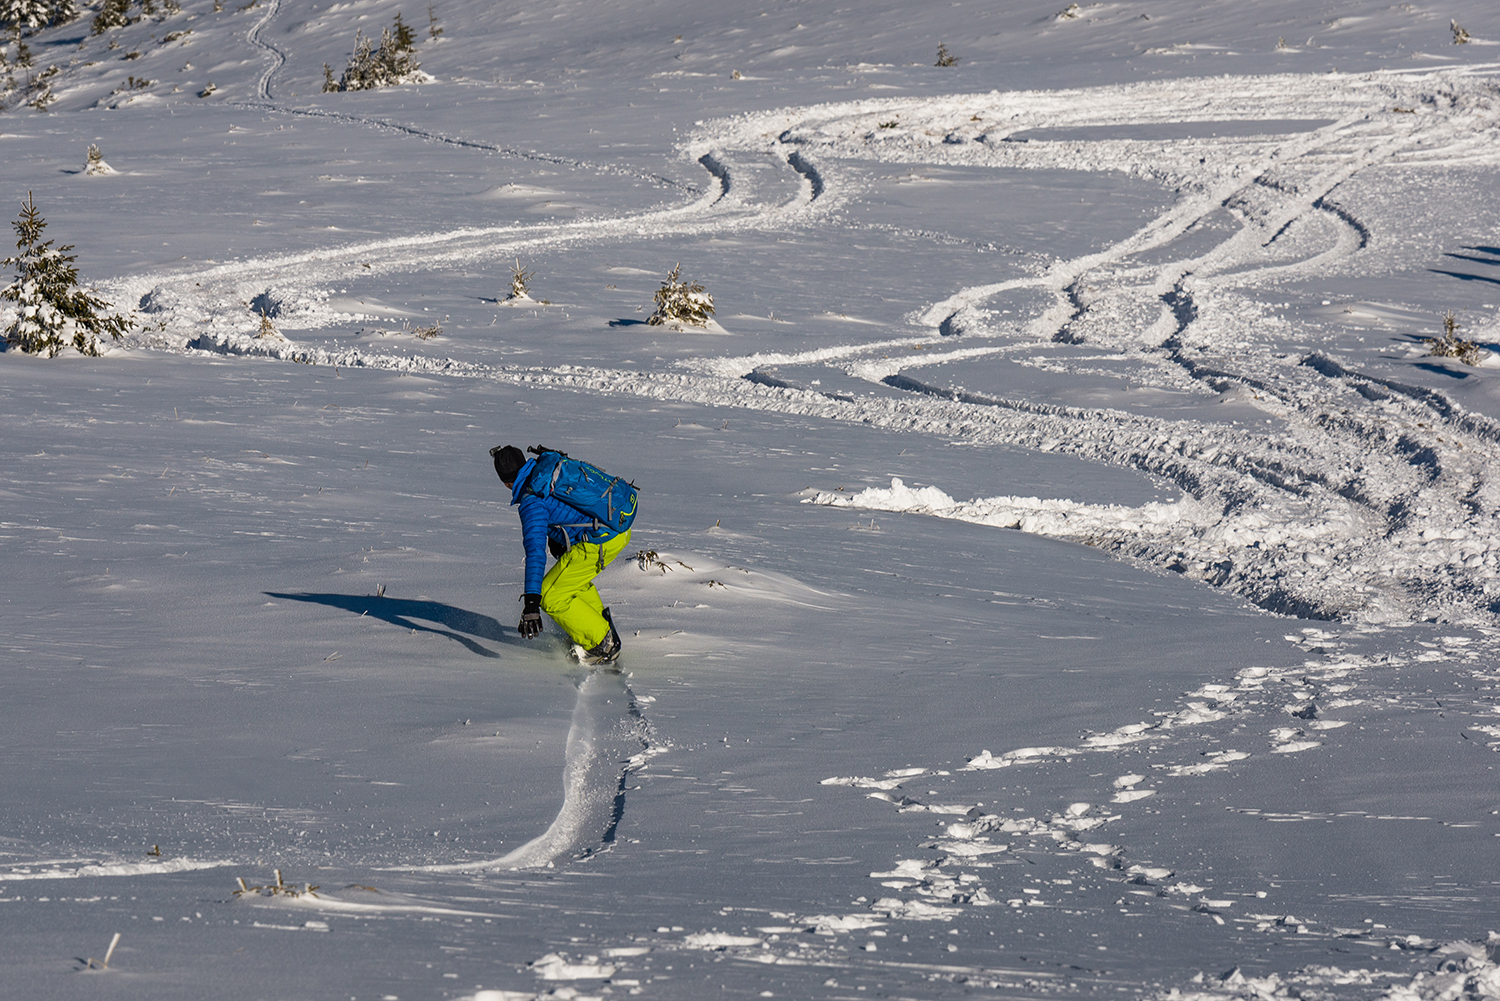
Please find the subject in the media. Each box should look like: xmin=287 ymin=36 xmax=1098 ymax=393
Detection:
xmin=510 ymin=457 xmax=623 ymax=594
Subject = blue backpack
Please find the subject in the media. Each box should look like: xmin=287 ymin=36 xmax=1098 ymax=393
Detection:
xmin=521 ymin=447 xmax=638 ymax=538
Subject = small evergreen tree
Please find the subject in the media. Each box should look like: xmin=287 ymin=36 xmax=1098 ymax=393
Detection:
xmin=505 ymin=257 xmax=534 ymax=301
xmin=391 ymin=11 xmax=415 ymax=53
xmin=426 ymin=2 xmax=441 ymax=40
xmin=647 ymin=263 xmax=714 ymax=327
xmin=1 ymin=0 xmax=46 ymax=32
xmin=934 ymin=42 xmax=959 ymax=67
xmin=91 ymin=0 xmax=131 ymax=36
xmin=1426 ymin=311 xmax=1483 ymax=365
xmin=2 ymin=193 xmax=134 ymax=356
xmin=254 ymin=308 xmax=284 ymax=340
xmin=26 ymin=60 xmax=57 ymax=109
xmin=330 ymin=14 xmax=424 ymax=91
xmin=84 ymin=143 xmax=115 ymax=175
xmin=2 ymin=0 xmax=76 ymax=33
xmin=0 ymin=45 xmax=13 ymax=108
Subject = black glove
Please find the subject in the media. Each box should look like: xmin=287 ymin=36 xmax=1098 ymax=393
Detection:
xmin=548 ymin=536 xmax=566 ymax=559
xmin=518 ymin=594 xmax=543 ymax=638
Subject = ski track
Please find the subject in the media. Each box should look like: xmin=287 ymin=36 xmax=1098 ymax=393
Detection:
xmin=23 ymin=21 xmax=1500 ymax=989
xmin=246 ymin=0 xmax=284 ymax=102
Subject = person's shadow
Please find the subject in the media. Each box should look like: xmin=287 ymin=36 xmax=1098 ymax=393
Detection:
xmin=265 ymin=592 xmax=515 ymax=658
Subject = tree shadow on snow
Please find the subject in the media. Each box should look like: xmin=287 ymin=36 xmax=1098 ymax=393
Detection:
xmin=264 ymin=592 xmax=515 ymax=658
xmin=1429 ymin=268 xmax=1500 ymax=287
xmin=1444 ymin=252 xmax=1500 ymax=268
xmin=1411 ymin=361 xmax=1470 ymax=379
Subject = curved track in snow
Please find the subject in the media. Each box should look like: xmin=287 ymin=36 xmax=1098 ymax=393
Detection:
xmin=246 ymin=0 xmax=285 ymax=102
xmin=418 ymin=670 xmax=650 ymax=871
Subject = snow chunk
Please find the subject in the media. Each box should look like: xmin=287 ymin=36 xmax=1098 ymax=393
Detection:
xmin=810 ymin=478 xmax=1189 ymax=540
xmin=871 ymin=897 xmax=962 ymax=921
xmin=821 ymin=775 xmax=905 ymax=790
xmin=928 ymin=840 xmax=1009 ymax=857
xmin=803 ymin=914 xmax=886 ymax=933
xmin=681 ymin=932 xmax=764 ymax=950
xmin=529 ymin=953 xmax=618 ymax=980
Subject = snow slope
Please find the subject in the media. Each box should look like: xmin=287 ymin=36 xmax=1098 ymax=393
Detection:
xmin=5 ymin=1 xmax=1500 ymax=1000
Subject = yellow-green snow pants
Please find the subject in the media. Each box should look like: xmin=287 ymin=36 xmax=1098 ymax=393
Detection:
xmin=539 ymin=530 xmax=632 ymax=649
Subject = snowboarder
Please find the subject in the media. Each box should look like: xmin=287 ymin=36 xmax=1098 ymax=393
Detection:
xmin=491 ymin=444 xmax=635 ymax=663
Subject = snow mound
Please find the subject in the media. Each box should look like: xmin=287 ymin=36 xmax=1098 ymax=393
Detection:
xmin=811 ymin=477 xmax=1188 ymax=538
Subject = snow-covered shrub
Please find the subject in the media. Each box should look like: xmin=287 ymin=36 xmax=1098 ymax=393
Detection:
xmin=325 ymin=14 xmax=426 ymax=92
xmin=1 ymin=0 xmax=77 ymax=33
xmin=0 ymin=30 xmax=57 ymax=112
xmin=110 ymin=73 xmax=151 ymax=97
xmin=6 ymin=59 xmax=59 ymax=110
xmin=506 ymin=257 xmax=535 ymax=301
xmin=647 ymin=263 xmax=715 ymax=328
xmin=934 ymin=42 xmax=959 ymax=67
xmin=1426 ymin=311 xmax=1483 ymax=366
xmin=1451 ymin=20 xmax=1471 ymax=45
xmin=2 ymin=192 xmax=134 ymax=357
xmin=90 ymin=0 xmax=131 ymax=35
xmin=84 ymin=143 xmax=116 ymax=175
xmin=254 ymin=309 xmax=284 ymax=341
xmin=85 ymin=0 xmax=172 ymax=34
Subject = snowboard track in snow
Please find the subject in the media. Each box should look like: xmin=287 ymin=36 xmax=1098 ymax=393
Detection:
xmin=416 ymin=668 xmax=651 ymax=872
xmin=103 ymin=66 xmax=1500 ymax=631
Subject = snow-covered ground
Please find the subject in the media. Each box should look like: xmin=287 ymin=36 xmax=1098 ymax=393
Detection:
xmin=6 ymin=1 xmax=1500 ymax=999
